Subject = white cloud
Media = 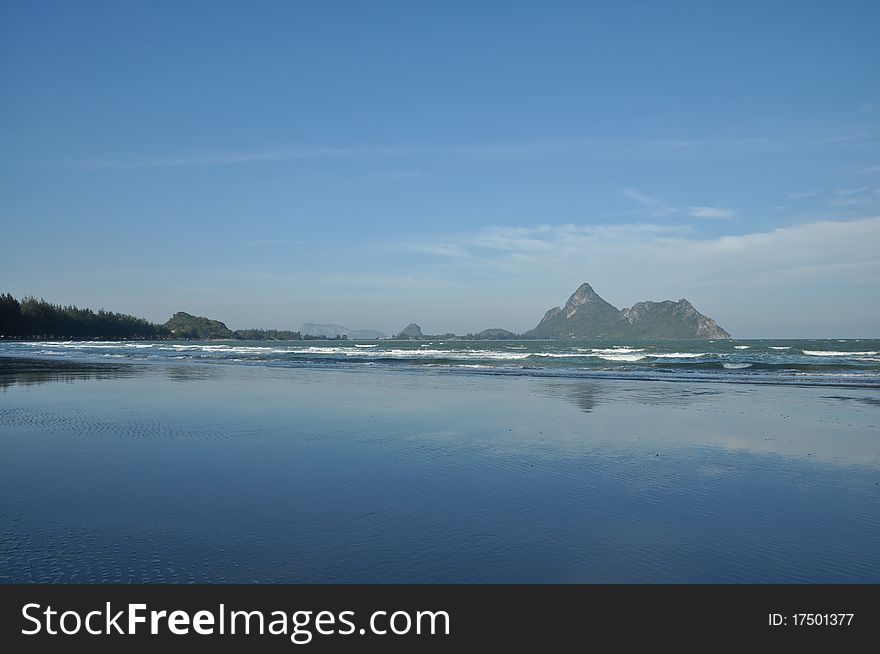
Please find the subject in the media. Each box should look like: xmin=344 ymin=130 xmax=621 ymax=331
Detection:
xmin=407 ymin=218 xmax=880 ymax=274
xmin=689 ymin=206 xmax=736 ymax=219
xmin=836 ymin=186 xmax=871 ymax=195
xmin=787 ymin=191 xmax=816 ymax=199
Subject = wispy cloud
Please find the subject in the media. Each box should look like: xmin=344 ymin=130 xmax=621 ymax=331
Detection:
xmin=79 ymin=139 xmax=588 ymax=170
xmin=622 ymin=189 xmax=676 ymax=216
xmin=811 ymin=133 xmax=880 ymax=148
xmin=621 ymin=192 xmax=736 ymax=220
xmin=82 ymin=146 xmax=352 ymax=169
xmin=653 ymin=138 xmax=773 ymax=148
xmin=650 ymin=137 xmax=780 ymax=157
xmin=827 ymin=187 xmax=880 ymax=207
xmin=77 ymin=129 xmax=880 ymax=171
xmin=303 ymin=273 xmax=458 ymax=291
xmin=646 ymin=132 xmax=880 ymax=160
xmin=827 ymin=197 xmax=878 ymax=208
xmin=404 ymin=222 xmax=687 ymax=261
xmin=689 ymin=206 xmax=736 ymax=219
xmin=406 ymin=242 xmax=472 ymax=259
xmin=401 ymin=217 xmax=880 ymax=289
xmin=788 ymin=191 xmax=817 ymax=199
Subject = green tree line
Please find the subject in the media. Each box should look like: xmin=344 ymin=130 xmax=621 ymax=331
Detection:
xmin=0 ymin=293 xmax=169 ymax=340
xmin=0 ymin=293 xmax=338 ymax=341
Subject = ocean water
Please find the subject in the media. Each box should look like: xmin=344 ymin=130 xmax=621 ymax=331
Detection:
xmin=1 ymin=344 xmax=879 ymax=583
xmin=2 ymin=338 xmax=879 ymax=387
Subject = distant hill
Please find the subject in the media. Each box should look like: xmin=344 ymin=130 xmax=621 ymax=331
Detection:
xmin=300 ymin=323 xmax=386 ymax=340
xmin=234 ymin=328 xmax=304 ymax=340
xmin=396 ymin=323 xmax=424 ymax=339
xmin=472 ymin=328 xmax=518 ymax=340
xmin=523 ymin=283 xmax=730 ymax=339
xmin=164 ymin=312 xmax=235 ymax=339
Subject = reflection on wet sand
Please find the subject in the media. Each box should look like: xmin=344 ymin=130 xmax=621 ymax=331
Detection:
xmin=535 ymin=378 xmax=878 ymax=468
xmin=0 ymin=357 xmax=226 ymax=389
xmin=542 ymin=379 xmax=732 ymax=413
xmin=0 ymin=357 xmax=137 ymax=390
xmin=559 ymin=382 xmax=603 ymax=413
xmin=165 ymin=365 xmax=218 ymax=383
xmin=824 ymin=395 xmax=880 ymax=408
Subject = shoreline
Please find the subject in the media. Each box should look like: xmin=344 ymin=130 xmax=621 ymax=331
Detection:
xmin=2 ymin=350 xmax=879 ymax=391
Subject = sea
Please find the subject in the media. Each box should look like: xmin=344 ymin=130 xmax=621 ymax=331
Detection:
xmin=2 ymin=338 xmax=879 ymax=387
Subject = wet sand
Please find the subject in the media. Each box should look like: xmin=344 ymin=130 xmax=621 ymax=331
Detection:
xmin=1 ymin=357 xmax=878 ymax=582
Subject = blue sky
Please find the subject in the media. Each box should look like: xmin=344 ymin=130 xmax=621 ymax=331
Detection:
xmin=2 ymin=1 xmax=878 ymax=337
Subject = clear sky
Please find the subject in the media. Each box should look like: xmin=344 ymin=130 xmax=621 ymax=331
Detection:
xmin=2 ymin=1 xmax=878 ymax=337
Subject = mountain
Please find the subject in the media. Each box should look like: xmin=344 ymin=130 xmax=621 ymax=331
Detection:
xmin=396 ymin=323 xmax=424 ymax=339
xmin=523 ymin=283 xmax=730 ymax=339
xmin=164 ymin=312 xmax=236 ymax=339
xmin=621 ymin=299 xmax=729 ymax=339
xmin=300 ymin=323 xmax=386 ymax=340
xmin=526 ymin=283 xmax=626 ymax=339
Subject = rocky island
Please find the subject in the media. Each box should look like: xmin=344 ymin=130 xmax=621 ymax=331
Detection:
xmin=523 ymin=283 xmax=730 ymax=339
